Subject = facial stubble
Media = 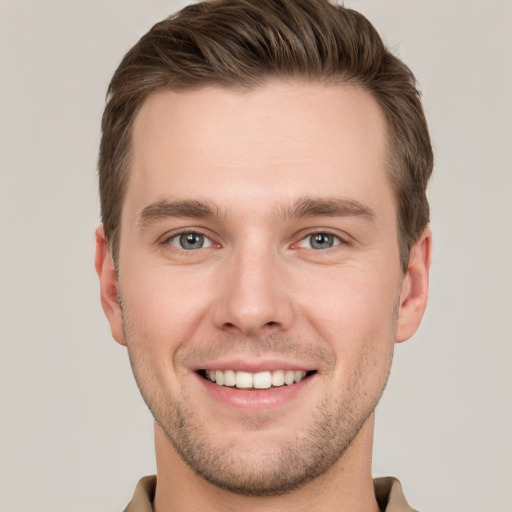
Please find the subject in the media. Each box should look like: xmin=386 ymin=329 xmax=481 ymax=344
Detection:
xmin=122 ymin=311 xmax=396 ymax=497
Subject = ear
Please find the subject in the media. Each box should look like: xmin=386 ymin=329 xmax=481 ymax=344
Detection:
xmin=95 ymin=225 xmax=126 ymax=346
xmin=396 ymin=228 xmax=432 ymax=343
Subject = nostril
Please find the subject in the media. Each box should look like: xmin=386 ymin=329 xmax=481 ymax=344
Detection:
xmin=220 ymin=319 xmax=282 ymax=336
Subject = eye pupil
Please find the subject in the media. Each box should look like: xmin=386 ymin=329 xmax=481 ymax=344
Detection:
xmin=310 ymin=233 xmax=334 ymax=249
xmin=179 ymin=232 xmax=204 ymax=250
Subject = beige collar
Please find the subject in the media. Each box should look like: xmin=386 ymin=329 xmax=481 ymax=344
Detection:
xmin=124 ymin=475 xmax=418 ymax=512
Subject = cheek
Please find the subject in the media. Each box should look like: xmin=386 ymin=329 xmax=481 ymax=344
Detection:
xmin=120 ymin=274 xmax=192 ymax=397
xmin=121 ymin=265 xmax=211 ymax=335
xmin=308 ymin=273 xmax=397 ymax=408
xmin=297 ymin=265 xmax=400 ymax=360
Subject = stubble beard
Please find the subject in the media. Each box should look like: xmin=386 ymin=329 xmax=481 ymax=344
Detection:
xmin=122 ymin=315 xmax=395 ymax=496
xmin=154 ymin=389 xmax=380 ymax=496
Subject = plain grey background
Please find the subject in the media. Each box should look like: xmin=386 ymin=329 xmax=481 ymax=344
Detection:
xmin=1 ymin=1 xmax=511 ymax=511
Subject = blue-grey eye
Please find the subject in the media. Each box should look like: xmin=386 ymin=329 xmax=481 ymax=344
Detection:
xmin=297 ymin=232 xmax=341 ymax=250
xmin=170 ymin=232 xmax=212 ymax=250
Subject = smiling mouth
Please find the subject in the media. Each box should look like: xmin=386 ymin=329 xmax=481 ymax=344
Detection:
xmin=198 ymin=369 xmax=317 ymax=389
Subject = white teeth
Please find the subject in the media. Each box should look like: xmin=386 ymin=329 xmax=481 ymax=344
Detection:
xmin=204 ymin=369 xmax=309 ymax=388
xmin=294 ymin=370 xmax=306 ymax=383
xmin=284 ymin=370 xmax=295 ymax=385
xmin=235 ymin=371 xmax=253 ymax=389
xmin=271 ymin=370 xmax=285 ymax=387
xmin=253 ymin=371 xmax=272 ymax=389
xmin=223 ymin=369 xmax=236 ymax=387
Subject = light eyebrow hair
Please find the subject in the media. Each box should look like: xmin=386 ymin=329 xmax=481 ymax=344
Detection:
xmin=279 ymin=196 xmax=376 ymax=220
xmin=137 ymin=199 xmax=222 ymax=228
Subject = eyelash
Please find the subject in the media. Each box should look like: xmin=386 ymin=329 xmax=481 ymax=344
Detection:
xmin=294 ymin=232 xmax=344 ymax=250
xmin=161 ymin=229 xmax=347 ymax=253
xmin=163 ymin=230 xmax=216 ymax=251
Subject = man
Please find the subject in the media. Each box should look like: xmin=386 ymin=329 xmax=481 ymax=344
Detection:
xmin=95 ymin=0 xmax=432 ymax=510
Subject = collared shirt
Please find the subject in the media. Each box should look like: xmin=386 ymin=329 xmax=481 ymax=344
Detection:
xmin=123 ymin=475 xmax=418 ymax=511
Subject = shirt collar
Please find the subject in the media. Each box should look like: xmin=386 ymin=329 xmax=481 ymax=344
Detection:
xmin=124 ymin=475 xmax=417 ymax=512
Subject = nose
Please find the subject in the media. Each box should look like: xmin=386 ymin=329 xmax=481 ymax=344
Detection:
xmin=211 ymin=242 xmax=295 ymax=337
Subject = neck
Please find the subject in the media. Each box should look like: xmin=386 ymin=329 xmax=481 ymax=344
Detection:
xmin=153 ymin=415 xmax=380 ymax=512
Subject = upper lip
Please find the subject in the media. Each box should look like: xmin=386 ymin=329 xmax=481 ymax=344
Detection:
xmin=192 ymin=359 xmax=315 ymax=373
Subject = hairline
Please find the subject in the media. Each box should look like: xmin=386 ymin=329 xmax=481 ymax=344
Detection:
xmin=108 ymin=76 xmax=409 ymax=272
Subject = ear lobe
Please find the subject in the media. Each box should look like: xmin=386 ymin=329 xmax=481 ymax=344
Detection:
xmin=95 ymin=225 xmax=126 ymax=346
xmin=395 ymin=228 xmax=432 ymax=343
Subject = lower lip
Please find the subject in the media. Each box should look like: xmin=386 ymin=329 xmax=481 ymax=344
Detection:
xmin=197 ymin=373 xmax=315 ymax=410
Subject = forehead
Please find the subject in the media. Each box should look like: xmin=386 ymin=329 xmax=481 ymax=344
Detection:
xmin=126 ymin=81 xmax=392 ymax=219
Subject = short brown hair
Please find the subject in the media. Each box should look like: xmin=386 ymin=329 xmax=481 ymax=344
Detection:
xmin=99 ymin=0 xmax=433 ymax=272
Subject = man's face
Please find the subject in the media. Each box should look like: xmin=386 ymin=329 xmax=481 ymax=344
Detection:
xmin=97 ymin=81 xmax=429 ymax=495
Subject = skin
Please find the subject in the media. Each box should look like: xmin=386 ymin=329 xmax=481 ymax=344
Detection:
xmin=96 ymin=81 xmax=431 ymax=512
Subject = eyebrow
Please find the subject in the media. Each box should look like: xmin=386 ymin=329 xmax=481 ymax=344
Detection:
xmin=137 ymin=199 xmax=222 ymax=228
xmin=279 ymin=196 xmax=376 ymax=221
xmin=137 ymin=195 xmax=375 ymax=229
